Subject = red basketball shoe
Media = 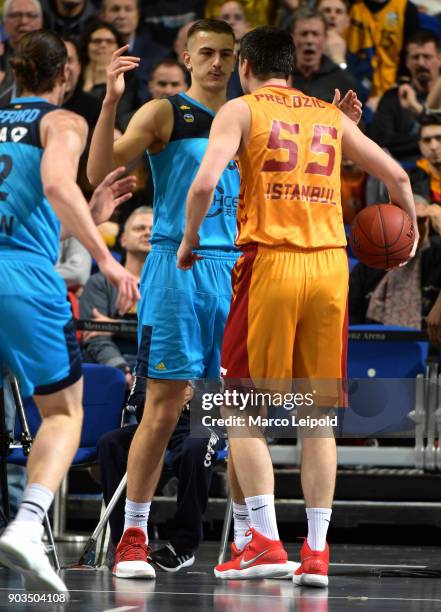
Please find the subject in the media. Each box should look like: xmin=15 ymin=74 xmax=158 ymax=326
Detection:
xmin=215 ymin=529 xmax=297 ymax=579
xmin=113 ymin=528 xmax=156 ymax=579
xmin=293 ymin=539 xmax=329 ymax=587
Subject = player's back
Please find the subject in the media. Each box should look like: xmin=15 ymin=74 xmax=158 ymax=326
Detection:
xmin=237 ymin=85 xmax=346 ymax=250
xmin=0 ymin=97 xmax=61 ymax=264
xmin=148 ymin=93 xmax=240 ymax=251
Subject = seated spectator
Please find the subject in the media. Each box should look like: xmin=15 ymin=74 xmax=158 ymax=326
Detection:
xmin=56 ymin=237 xmax=92 ymax=294
xmin=79 ymin=207 xmax=153 ymax=387
xmin=217 ymin=1 xmax=251 ymax=99
xmin=206 ymin=0 xmax=278 ymax=28
xmin=346 ymin=0 xmax=420 ymax=115
xmin=409 ymin=113 xmax=441 ymax=220
xmin=101 ymin=0 xmax=170 ymax=105
xmin=79 ymin=20 xmax=137 ymax=129
xmin=97 ymin=377 xmax=221 ymax=572
xmin=0 ymin=0 xmax=43 ymax=107
xmin=288 ymin=6 xmax=357 ymax=103
xmin=148 ymin=58 xmax=187 ymax=100
xmin=317 ymin=0 xmax=349 ymax=68
xmin=370 ymin=31 xmax=441 ymax=166
xmin=173 ymin=20 xmax=196 ymax=66
xmin=349 ymin=201 xmax=441 ymax=342
xmin=62 ymin=36 xmax=102 ymax=196
xmin=40 ymin=0 xmax=97 ymax=39
xmin=142 ymin=0 xmax=204 ymax=48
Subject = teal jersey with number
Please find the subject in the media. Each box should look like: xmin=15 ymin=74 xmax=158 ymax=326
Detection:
xmin=148 ymin=93 xmax=240 ymax=251
xmin=0 ymin=97 xmax=61 ymax=264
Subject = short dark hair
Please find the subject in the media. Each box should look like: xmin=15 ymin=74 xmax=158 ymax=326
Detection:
xmin=419 ymin=111 xmax=441 ymax=137
xmin=187 ymin=18 xmax=235 ymax=45
xmin=239 ymin=26 xmax=294 ymax=80
xmin=406 ymin=29 xmax=441 ymax=53
xmin=10 ymin=30 xmax=67 ymax=94
xmin=286 ymin=7 xmax=328 ymax=35
xmin=150 ymin=58 xmax=187 ymax=81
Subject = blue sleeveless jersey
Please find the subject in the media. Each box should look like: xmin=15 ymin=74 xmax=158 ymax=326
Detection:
xmin=0 ymin=97 xmax=60 ymax=264
xmin=148 ymin=93 xmax=240 ymax=250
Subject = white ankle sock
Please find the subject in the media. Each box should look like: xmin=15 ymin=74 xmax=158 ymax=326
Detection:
xmin=232 ymin=502 xmax=252 ymax=550
xmin=124 ymin=499 xmax=151 ymax=537
xmin=245 ymin=494 xmax=279 ymax=541
xmin=15 ymin=484 xmax=54 ymax=524
xmin=306 ymin=508 xmax=332 ymax=551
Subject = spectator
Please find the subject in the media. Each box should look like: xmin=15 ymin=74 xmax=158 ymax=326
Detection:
xmin=79 ymin=207 xmax=153 ymax=387
xmin=206 ymin=0 xmax=278 ymax=28
xmin=288 ymin=6 xmax=357 ymax=102
xmin=62 ymin=36 xmax=101 ymax=195
xmin=173 ymin=20 xmax=196 ymax=65
xmin=100 ymin=0 xmax=170 ymax=104
xmin=97 ymin=378 xmax=221 ymax=572
xmin=217 ymin=1 xmax=251 ymax=98
xmin=409 ymin=112 xmax=441 ymax=211
xmin=349 ymin=200 xmax=441 ymax=339
xmin=56 ymin=237 xmax=92 ymax=292
xmin=142 ymin=1 xmax=205 ymax=48
xmin=40 ymin=0 xmax=97 ymax=39
xmin=218 ymin=1 xmax=251 ymax=50
xmin=427 ymin=74 xmax=441 ymax=109
xmin=370 ymin=31 xmax=441 ymax=166
xmin=0 ymin=0 xmax=43 ymax=106
xmin=317 ymin=0 xmax=349 ymax=67
xmin=346 ymin=0 xmax=420 ymax=115
xmin=79 ymin=20 xmax=137 ymax=129
xmin=148 ymin=58 xmax=187 ymax=99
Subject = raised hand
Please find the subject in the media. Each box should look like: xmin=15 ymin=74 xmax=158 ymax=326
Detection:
xmin=333 ymin=89 xmax=362 ymax=125
xmin=105 ymin=45 xmax=140 ymax=103
xmin=89 ymin=166 xmax=136 ymax=226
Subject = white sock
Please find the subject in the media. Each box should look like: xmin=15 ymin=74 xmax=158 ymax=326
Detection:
xmin=15 ymin=483 xmax=53 ymax=524
xmin=124 ymin=499 xmax=151 ymax=538
xmin=233 ymin=502 xmax=252 ymax=550
xmin=245 ymin=494 xmax=279 ymax=541
xmin=306 ymin=508 xmax=332 ymax=551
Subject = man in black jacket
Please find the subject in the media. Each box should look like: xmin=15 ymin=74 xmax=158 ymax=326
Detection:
xmin=370 ymin=31 xmax=441 ymax=166
xmin=288 ymin=6 xmax=357 ymax=103
xmin=408 ymin=112 xmax=441 ymax=206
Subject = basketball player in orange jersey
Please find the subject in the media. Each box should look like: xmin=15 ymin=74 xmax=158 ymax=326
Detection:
xmin=178 ymin=26 xmax=418 ymax=587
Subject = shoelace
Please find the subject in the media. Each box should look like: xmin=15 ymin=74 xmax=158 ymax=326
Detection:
xmin=119 ymin=541 xmax=148 ymax=562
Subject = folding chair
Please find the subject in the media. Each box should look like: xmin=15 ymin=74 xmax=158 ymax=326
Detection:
xmin=8 ymin=363 xmax=126 ymax=545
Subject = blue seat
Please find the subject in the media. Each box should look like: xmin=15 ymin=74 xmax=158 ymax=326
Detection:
xmin=8 ymin=363 xmax=126 ymax=466
xmin=348 ymin=257 xmax=358 ymax=272
xmin=340 ymin=325 xmax=429 ymax=436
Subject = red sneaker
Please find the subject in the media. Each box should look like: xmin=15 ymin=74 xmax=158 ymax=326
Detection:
xmin=293 ymin=539 xmax=329 ymax=588
xmin=215 ymin=529 xmax=297 ymax=580
xmin=113 ymin=528 xmax=156 ymax=579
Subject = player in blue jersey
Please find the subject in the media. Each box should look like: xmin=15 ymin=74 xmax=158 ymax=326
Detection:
xmin=0 ymin=30 xmax=140 ymax=595
xmin=87 ymin=19 xmax=296 ymax=581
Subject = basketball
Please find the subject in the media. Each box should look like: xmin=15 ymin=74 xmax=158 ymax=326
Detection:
xmin=349 ymin=204 xmax=415 ymax=269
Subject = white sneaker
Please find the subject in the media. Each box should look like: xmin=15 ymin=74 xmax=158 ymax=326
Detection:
xmin=0 ymin=521 xmax=69 ymax=596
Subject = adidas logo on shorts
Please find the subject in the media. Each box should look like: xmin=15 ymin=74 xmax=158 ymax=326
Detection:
xmin=154 ymin=362 xmax=167 ymax=371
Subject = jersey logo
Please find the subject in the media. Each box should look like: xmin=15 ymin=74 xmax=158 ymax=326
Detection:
xmin=11 ymin=127 xmax=28 ymax=142
xmin=183 ymin=113 xmax=194 ymax=123
xmin=154 ymin=362 xmax=167 ymax=371
xmin=179 ymin=105 xmax=191 ymax=110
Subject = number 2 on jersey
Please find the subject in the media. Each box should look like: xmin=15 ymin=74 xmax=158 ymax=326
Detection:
xmin=0 ymin=155 xmax=12 ymax=201
xmin=262 ymin=121 xmax=337 ymax=177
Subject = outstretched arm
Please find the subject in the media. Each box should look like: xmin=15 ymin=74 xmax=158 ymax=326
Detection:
xmin=177 ymin=99 xmax=250 ymax=269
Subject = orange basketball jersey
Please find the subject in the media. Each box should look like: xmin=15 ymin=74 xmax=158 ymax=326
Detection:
xmin=237 ymin=85 xmax=346 ymax=249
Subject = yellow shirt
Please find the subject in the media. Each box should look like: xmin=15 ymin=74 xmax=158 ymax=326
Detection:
xmin=237 ymin=85 xmax=345 ymax=249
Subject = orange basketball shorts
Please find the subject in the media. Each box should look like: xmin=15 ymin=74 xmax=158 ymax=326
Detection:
xmin=221 ymin=245 xmax=349 ymax=390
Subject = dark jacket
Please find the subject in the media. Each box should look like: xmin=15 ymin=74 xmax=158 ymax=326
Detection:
xmin=370 ymin=86 xmax=425 ymax=163
xmin=349 ymin=236 xmax=441 ymax=326
xmin=291 ymin=55 xmax=358 ymax=104
xmin=40 ymin=0 xmax=97 ymax=39
xmin=408 ymin=165 xmax=435 ymax=202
